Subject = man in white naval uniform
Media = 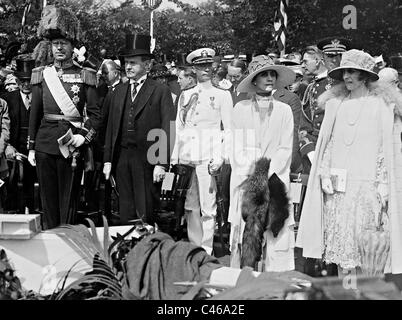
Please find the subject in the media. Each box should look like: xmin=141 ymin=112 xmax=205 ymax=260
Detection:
xmin=171 ymin=48 xmax=233 ymax=254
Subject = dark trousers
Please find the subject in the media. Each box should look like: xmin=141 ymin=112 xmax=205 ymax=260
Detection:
xmin=35 ymin=151 xmax=83 ymax=229
xmin=5 ymin=160 xmax=37 ymax=213
xmin=220 ymin=163 xmax=231 ymax=224
xmin=115 ymin=147 xmax=159 ymax=225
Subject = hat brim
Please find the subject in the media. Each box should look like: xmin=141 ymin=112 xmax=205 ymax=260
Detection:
xmin=237 ymin=65 xmax=296 ymax=93
xmin=328 ymin=66 xmax=379 ymax=81
xmin=14 ymin=72 xmax=31 ymax=80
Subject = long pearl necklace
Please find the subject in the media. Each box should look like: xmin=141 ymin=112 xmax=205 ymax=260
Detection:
xmin=343 ymin=95 xmax=366 ymax=146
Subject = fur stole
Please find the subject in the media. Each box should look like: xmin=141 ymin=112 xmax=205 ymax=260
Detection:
xmin=317 ymin=81 xmax=402 ymax=116
xmin=240 ymin=157 xmax=290 ymax=269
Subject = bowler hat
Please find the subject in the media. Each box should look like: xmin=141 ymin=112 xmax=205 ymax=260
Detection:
xmin=237 ymin=55 xmax=296 ymax=93
xmin=119 ymin=34 xmax=154 ymax=58
xmin=150 ymin=63 xmax=170 ymax=79
xmin=14 ymin=54 xmax=35 ymax=80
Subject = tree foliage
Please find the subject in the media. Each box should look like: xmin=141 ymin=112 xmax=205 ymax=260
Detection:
xmin=0 ymin=0 xmax=401 ymax=62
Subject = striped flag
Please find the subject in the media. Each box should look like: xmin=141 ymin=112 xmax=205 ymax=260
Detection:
xmin=273 ymin=0 xmax=289 ymax=56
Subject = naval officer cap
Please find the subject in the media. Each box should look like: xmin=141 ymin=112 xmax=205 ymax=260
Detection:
xmin=186 ymin=48 xmax=215 ymax=65
xmin=317 ymin=37 xmax=351 ymax=56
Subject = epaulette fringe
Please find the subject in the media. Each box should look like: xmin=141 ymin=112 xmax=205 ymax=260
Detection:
xmin=81 ymin=68 xmax=97 ymax=86
xmin=30 ymin=66 xmax=45 ymax=85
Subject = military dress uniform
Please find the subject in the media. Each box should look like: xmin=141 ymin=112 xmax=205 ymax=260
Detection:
xmin=299 ymin=71 xmax=335 ymax=173
xmin=171 ymin=81 xmax=233 ymax=254
xmin=28 ymin=59 xmax=101 ymax=229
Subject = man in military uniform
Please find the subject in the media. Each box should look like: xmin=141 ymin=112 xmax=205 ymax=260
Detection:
xmin=27 ymin=5 xmax=101 ymax=229
xmin=171 ymin=48 xmax=233 ymax=255
xmin=299 ymin=38 xmax=350 ymax=173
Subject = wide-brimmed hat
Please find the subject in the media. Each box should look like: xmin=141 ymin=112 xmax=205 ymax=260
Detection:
xmin=237 ymin=55 xmax=296 ymax=93
xmin=37 ymin=5 xmax=80 ymax=44
xmin=186 ymin=48 xmax=215 ymax=65
xmin=328 ymin=49 xmax=379 ymax=81
xmin=119 ymin=34 xmax=154 ymax=58
xmin=14 ymin=54 xmax=35 ymax=80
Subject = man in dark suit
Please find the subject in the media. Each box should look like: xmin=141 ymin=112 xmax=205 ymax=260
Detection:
xmin=2 ymin=55 xmax=37 ymax=214
xmin=273 ymin=86 xmax=302 ymax=173
xmin=103 ymin=34 xmax=176 ymax=225
xmin=227 ymin=58 xmax=248 ymax=105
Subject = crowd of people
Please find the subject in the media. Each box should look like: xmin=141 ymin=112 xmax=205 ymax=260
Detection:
xmin=1 ymin=4 xmax=402 ymax=278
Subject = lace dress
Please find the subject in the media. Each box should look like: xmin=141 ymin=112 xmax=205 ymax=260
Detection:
xmin=319 ymin=96 xmax=389 ymax=269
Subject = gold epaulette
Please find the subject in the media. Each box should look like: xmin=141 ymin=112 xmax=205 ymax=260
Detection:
xmin=81 ymin=67 xmax=97 ymax=86
xmin=30 ymin=66 xmax=46 ymax=85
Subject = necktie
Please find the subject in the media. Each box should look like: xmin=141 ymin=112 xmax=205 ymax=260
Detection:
xmin=131 ymin=82 xmax=139 ymax=101
xmin=25 ymin=94 xmax=31 ymax=109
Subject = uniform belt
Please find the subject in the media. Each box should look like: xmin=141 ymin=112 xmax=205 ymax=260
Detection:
xmin=44 ymin=114 xmax=83 ymax=122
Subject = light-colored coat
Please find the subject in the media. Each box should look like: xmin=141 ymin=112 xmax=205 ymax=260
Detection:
xmin=296 ymin=82 xmax=402 ymax=274
xmin=229 ymin=97 xmax=295 ymax=271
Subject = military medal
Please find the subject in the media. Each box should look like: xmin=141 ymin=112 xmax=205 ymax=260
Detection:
xmin=209 ymin=96 xmax=216 ymax=109
xmin=71 ymin=84 xmax=80 ymax=94
xmin=71 ymin=84 xmax=80 ymax=105
xmin=57 ymin=68 xmax=64 ymax=79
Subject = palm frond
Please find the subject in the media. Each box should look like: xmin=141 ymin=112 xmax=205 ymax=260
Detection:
xmin=47 ymin=224 xmax=100 ymax=263
xmin=102 ymin=215 xmax=111 ymax=265
xmin=85 ymin=218 xmax=103 ymax=257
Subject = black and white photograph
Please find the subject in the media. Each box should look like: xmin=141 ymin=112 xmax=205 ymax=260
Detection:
xmin=0 ymin=0 xmax=402 ymax=305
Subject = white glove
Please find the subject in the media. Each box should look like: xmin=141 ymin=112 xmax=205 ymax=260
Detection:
xmin=377 ymin=183 xmax=388 ymax=208
xmin=5 ymin=145 xmax=17 ymax=159
xmin=208 ymin=157 xmax=224 ymax=174
xmin=153 ymin=165 xmax=166 ymax=183
xmin=103 ymin=162 xmax=112 ymax=180
xmin=28 ymin=150 xmax=36 ymax=166
xmin=307 ymin=151 xmax=315 ymax=164
xmin=67 ymin=134 xmax=86 ymax=148
xmin=321 ymin=177 xmax=334 ymax=195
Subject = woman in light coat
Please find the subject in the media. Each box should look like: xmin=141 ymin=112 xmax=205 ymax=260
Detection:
xmin=229 ymin=55 xmax=296 ymax=271
xmin=296 ymin=49 xmax=402 ymax=275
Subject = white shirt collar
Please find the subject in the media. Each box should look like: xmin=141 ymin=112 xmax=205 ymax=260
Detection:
xmin=20 ymin=91 xmax=31 ymax=109
xmin=130 ymin=74 xmax=147 ymax=85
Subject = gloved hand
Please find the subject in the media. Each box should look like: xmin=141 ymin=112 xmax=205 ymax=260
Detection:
xmin=377 ymin=183 xmax=388 ymax=208
xmin=5 ymin=145 xmax=17 ymax=159
xmin=321 ymin=177 xmax=334 ymax=194
xmin=28 ymin=150 xmax=36 ymax=166
xmin=208 ymin=157 xmax=224 ymax=175
xmin=153 ymin=165 xmax=166 ymax=183
xmin=67 ymin=134 xmax=86 ymax=148
xmin=103 ymin=162 xmax=112 ymax=180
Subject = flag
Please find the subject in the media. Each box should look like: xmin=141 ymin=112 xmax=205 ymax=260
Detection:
xmin=273 ymin=0 xmax=289 ymax=55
